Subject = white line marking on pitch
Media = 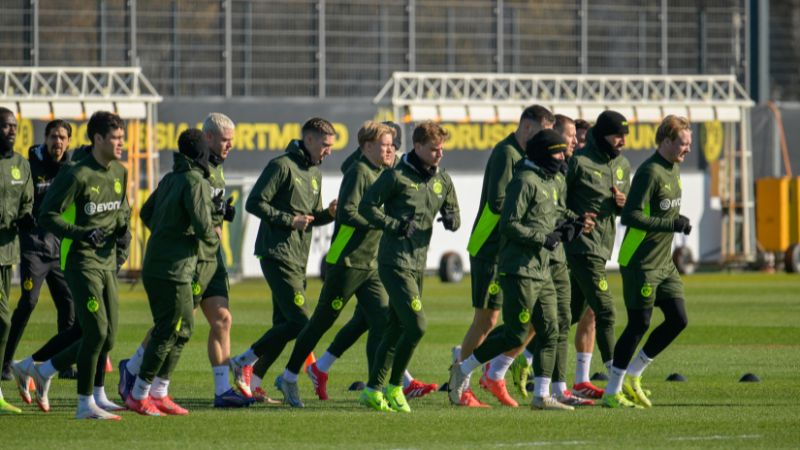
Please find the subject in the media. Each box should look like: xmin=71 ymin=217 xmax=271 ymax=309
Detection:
xmin=493 ymin=440 xmax=593 ymax=447
xmin=668 ymin=434 xmax=762 ymax=442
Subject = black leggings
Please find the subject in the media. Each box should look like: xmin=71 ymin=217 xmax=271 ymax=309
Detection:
xmin=612 ymin=298 xmax=688 ymax=370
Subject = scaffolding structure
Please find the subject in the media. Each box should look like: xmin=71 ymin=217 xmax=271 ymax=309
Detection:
xmin=375 ymin=71 xmax=756 ymax=264
xmin=0 ymin=66 xmax=163 ymax=272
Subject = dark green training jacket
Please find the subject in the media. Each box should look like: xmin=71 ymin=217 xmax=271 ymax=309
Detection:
xmin=618 ymin=152 xmax=682 ymax=270
xmin=550 ymin=168 xmax=578 ymax=265
xmin=565 ymin=131 xmax=631 ymax=260
xmin=466 ymin=133 xmax=526 ymax=262
xmin=359 ymin=153 xmax=460 ymax=271
xmin=140 ymin=152 xmax=217 ymax=282
xmin=197 ymin=161 xmax=226 ymax=262
xmin=326 ymin=155 xmax=388 ymax=270
xmin=39 ymin=152 xmax=128 ymax=271
xmin=246 ymin=140 xmax=334 ymax=270
xmin=498 ymin=160 xmax=559 ymax=280
xmin=0 ymin=151 xmax=34 ymax=265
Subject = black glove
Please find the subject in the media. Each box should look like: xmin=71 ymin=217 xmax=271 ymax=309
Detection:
xmin=543 ymin=231 xmax=562 ymax=250
xmin=116 ymin=253 xmax=127 ymax=274
xmin=563 ymin=216 xmax=587 ymax=243
xmin=14 ymin=214 xmax=37 ymax=233
xmin=116 ymin=227 xmax=131 ymax=251
xmin=212 ymin=193 xmax=226 ymax=216
xmin=396 ymin=216 xmax=418 ymax=238
xmin=223 ymin=196 xmax=236 ymax=222
xmin=437 ymin=210 xmax=457 ymax=231
xmin=83 ymin=229 xmax=107 ymax=248
xmin=673 ymin=215 xmax=692 ymax=235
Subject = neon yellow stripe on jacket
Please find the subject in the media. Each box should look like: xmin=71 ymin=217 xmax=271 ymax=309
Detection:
xmin=59 ymin=203 xmax=77 ymax=271
xmin=325 ymin=225 xmax=356 ymax=265
xmin=467 ymin=203 xmax=500 ymax=257
xmin=618 ymin=203 xmax=649 ymax=267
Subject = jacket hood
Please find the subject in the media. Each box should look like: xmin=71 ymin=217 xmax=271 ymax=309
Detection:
xmin=286 ymin=139 xmax=314 ymax=167
xmin=172 ymin=151 xmax=206 ymax=175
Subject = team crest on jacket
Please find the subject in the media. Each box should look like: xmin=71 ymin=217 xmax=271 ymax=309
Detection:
xmin=311 ymin=178 xmax=319 ymax=192
xmin=616 ymin=167 xmax=624 ymax=180
xmin=11 ymin=166 xmax=21 ymax=180
xmin=87 ymin=296 xmax=100 ymax=313
xmin=331 ymin=296 xmax=344 ymax=311
xmin=432 ymin=181 xmax=443 ymax=195
xmin=518 ymin=310 xmax=530 ymax=324
xmin=114 ymin=178 xmax=122 ymax=194
xmin=410 ymin=296 xmax=422 ymax=312
xmin=641 ymin=283 xmax=653 ymax=298
xmin=23 ymin=278 xmax=33 ymax=291
xmin=293 ymin=291 xmax=305 ymax=306
xmin=598 ymin=278 xmax=609 ymax=292
xmin=488 ymin=281 xmax=500 ymax=296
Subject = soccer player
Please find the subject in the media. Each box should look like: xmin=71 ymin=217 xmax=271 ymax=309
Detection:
xmin=4 ymin=120 xmax=75 ymax=381
xmin=602 ymin=115 xmax=691 ymax=408
xmin=564 ymin=110 xmax=631 ymax=399
xmin=229 ymin=118 xmax=337 ymax=397
xmin=276 ymin=121 xmax=396 ymax=407
xmin=118 ymin=113 xmax=248 ymax=407
xmin=299 ymin=121 xmax=437 ymax=402
xmin=450 ymin=129 xmax=586 ymax=411
xmin=545 ymin=115 xmax=596 ymax=406
xmin=458 ymin=105 xmax=554 ymax=407
xmin=358 ymin=121 xmax=460 ymax=413
xmin=13 ymin=139 xmax=130 ymax=414
xmin=0 ymin=107 xmax=33 ymax=414
xmin=31 ymin=111 xmax=129 ymax=419
xmin=124 ymin=128 xmax=218 ymax=416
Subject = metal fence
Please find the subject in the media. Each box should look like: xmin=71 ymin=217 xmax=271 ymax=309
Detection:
xmin=0 ymin=0 xmax=784 ymax=99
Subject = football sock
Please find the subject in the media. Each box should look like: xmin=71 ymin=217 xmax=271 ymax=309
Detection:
xmin=151 ymin=377 xmax=170 ymax=398
xmin=213 ymin=365 xmax=232 ymax=396
xmin=131 ymin=377 xmax=151 ymax=400
xmin=552 ymin=381 xmax=568 ymax=395
xmin=78 ymin=394 xmax=95 ymax=410
xmin=606 ymin=366 xmax=626 ymax=395
xmin=402 ymin=370 xmax=414 ymax=388
xmin=487 ymin=355 xmax=514 ymax=381
xmin=235 ymin=348 xmax=259 ymax=367
xmin=127 ymin=345 xmax=145 ymax=376
xmin=626 ymin=350 xmax=653 ymax=377
xmin=574 ymin=352 xmax=592 ymax=384
xmin=283 ymin=369 xmax=298 ymax=383
xmin=534 ymin=377 xmax=551 ymax=398
xmin=315 ymin=352 xmax=337 ymax=373
xmin=38 ymin=360 xmax=57 ymax=379
xmin=460 ymin=354 xmax=481 ymax=376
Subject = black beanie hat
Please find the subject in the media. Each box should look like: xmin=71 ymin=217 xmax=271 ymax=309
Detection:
xmin=526 ymin=129 xmax=567 ymax=161
xmin=594 ymin=110 xmax=629 ymax=137
xmin=382 ymin=121 xmax=402 ymax=150
xmin=178 ymin=128 xmax=211 ymax=177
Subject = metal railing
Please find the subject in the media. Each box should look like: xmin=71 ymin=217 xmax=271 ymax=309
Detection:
xmin=0 ymin=0 xmax=759 ymax=99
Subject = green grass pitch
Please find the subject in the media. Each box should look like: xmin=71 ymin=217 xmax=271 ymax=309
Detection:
xmin=3 ymin=272 xmax=800 ymax=449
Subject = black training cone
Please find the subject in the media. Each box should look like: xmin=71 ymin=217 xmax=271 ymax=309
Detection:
xmin=525 ymin=382 xmax=534 ymax=392
xmin=591 ymin=372 xmax=609 ymax=381
xmin=739 ymin=373 xmax=761 ymax=382
xmin=348 ymin=381 xmax=366 ymax=391
xmin=666 ymin=373 xmax=687 ymax=382
xmin=439 ymin=382 xmax=449 ymax=392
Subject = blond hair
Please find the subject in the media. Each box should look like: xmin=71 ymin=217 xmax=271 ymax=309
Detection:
xmin=357 ymin=121 xmax=395 ymax=148
xmin=655 ymin=115 xmax=691 ymax=146
xmin=203 ymin=112 xmax=235 ymax=135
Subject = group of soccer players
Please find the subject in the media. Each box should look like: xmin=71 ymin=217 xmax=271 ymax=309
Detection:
xmin=0 ymin=103 xmax=692 ymax=418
